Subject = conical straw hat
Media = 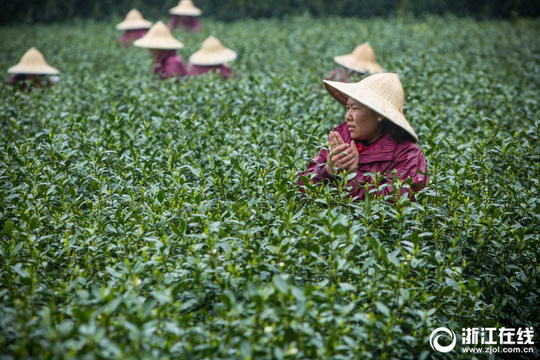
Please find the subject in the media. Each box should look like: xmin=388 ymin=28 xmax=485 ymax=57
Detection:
xmin=133 ymin=21 xmax=184 ymax=49
xmin=8 ymin=47 xmax=59 ymax=75
xmin=116 ymin=9 xmax=152 ymax=30
xmin=189 ymin=36 xmax=236 ymax=66
xmin=334 ymin=42 xmax=385 ymax=74
xmin=323 ymin=73 xmax=417 ymax=141
xmin=170 ymin=0 xmax=202 ymax=16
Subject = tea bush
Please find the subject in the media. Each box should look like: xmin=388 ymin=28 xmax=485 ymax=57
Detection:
xmin=0 ymin=15 xmax=539 ymax=359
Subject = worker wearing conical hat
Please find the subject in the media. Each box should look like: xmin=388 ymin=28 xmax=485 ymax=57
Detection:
xmin=116 ymin=9 xmax=152 ymax=48
xmin=299 ymin=73 xmax=428 ymax=202
xmin=168 ymin=0 xmax=202 ymax=32
xmin=189 ymin=36 xmax=237 ymax=79
xmin=6 ymin=47 xmax=60 ymax=91
xmin=134 ymin=21 xmax=188 ymax=80
xmin=325 ymin=43 xmax=385 ymax=83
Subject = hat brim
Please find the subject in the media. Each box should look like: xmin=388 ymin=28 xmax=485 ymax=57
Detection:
xmin=116 ymin=20 xmax=152 ymax=30
xmin=189 ymin=50 xmax=236 ymax=66
xmin=169 ymin=8 xmax=202 ymax=16
xmin=8 ymin=63 xmax=59 ymax=75
xmin=334 ymin=55 xmax=385 ymax=74
xmin=323 ymin=79 xmax=417 ymax=141
xmin=133 ymin=37 xmax=184 ymax=50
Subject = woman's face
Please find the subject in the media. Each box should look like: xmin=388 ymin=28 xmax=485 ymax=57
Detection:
xmin=345 ymin=97 xmax=382 ymax=143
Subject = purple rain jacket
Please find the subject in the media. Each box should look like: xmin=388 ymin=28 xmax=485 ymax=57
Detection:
xmin=298 ymin=122 xmax=429 ymax=201
xmin=324 ymin=68 xmax=363 ymax=83
xmin=119 ymin=29 xmax=149 ymax=49
xmin=153 ymin=50 xmax=188 ymax=80
xmin=6 ymin=74 xmax=53 ymax=91
xmin=189 ymin=64 xmax=232 ymax=79
xmin=168 ymin=15 xmax=202 ymax=32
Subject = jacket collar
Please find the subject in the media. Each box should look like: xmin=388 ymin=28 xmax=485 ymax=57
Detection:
xmin=334 ymin=122 xmax=396 ymax=163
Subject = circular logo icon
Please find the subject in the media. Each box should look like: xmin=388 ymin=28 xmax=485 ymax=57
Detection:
xmin=430 ymin=327 xmax=457 ymax=353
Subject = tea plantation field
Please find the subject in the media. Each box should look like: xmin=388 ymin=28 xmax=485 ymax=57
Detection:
xmin=1 ymin=15 xmax=539 ymax=359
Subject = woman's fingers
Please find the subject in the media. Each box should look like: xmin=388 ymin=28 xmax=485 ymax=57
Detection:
xmin=332 ymin=144 xmax=359 ymax=171
xmin=328 ymin=138 xmax=359 ymax=174
xmin=334 ymin=131 xmax=345 ymax=145
xmin=330 ymin=143 xmax=349 ymax=155
xmin=335 ymin=158 xmax=354 ymax=170
xmin=333 ymin=152 xmax=355 ymax=167
xmin=328 ymin=132 xmax=334 ymax=147
xmin=345 ymin=142 xmax=359 ymax=172
xmin=330 ymin=144 xmax=351 ymax=162
xmin=350 ymin=140 xmax=359 ymax=155
xmin=344 ymin=157 xmax=358 ymax=172
xmin=328 ymin=132 xmax=341 ymax=152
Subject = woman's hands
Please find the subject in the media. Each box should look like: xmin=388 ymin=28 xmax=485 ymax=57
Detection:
xmin=325 ymin=131 xmax=359 ymax=178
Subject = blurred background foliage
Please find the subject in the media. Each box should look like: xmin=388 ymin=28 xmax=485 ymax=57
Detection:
xmin=3 ymin=0 xmax=540 ymax=25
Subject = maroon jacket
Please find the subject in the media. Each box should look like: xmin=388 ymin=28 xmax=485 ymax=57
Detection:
xmin=168 ymin=15 xmax=202 ymax=32
xmin=189 ymin=64 xmax=232 ymax=79
xmin=324 ymin=67 xmax=363 ymax=83
xmin=298 ymin=122 xmax=429 ymax=201
xmin=119 ymin=29 xmax=149 ymax=48
xmin=153 ymin=50 xmax=188 ymax=80
xmin=6 ymin=74 xmax=52 ymax=91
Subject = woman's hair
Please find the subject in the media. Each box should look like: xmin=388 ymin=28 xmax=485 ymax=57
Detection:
xmin=380 ymin=118 xmax=417 ymax=143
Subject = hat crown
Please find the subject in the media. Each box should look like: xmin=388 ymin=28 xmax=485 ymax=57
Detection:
xmin=178 ymin=0 xmax=195 ymax=8
xmin=116 ymin=8 xmax=151 ymax=29
xmin=147 ymin=21 xmax=172 ymax=40
xmin=360 ymin=73 xmax=404 ymax=112
xmin=170 ymin=0 xmax=202 ymax=15
xmin=202 ymin=36 xmax=224 ymax=52
xmin=125 ymin=9 xmax=144 ymax=21
xmin=351 ymin=42 xmax=377 ymax=63
xmin=133 ymin=21 xmax=184 ymax=49
xmin=20 ymin=47 xmax=47 ymax=67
